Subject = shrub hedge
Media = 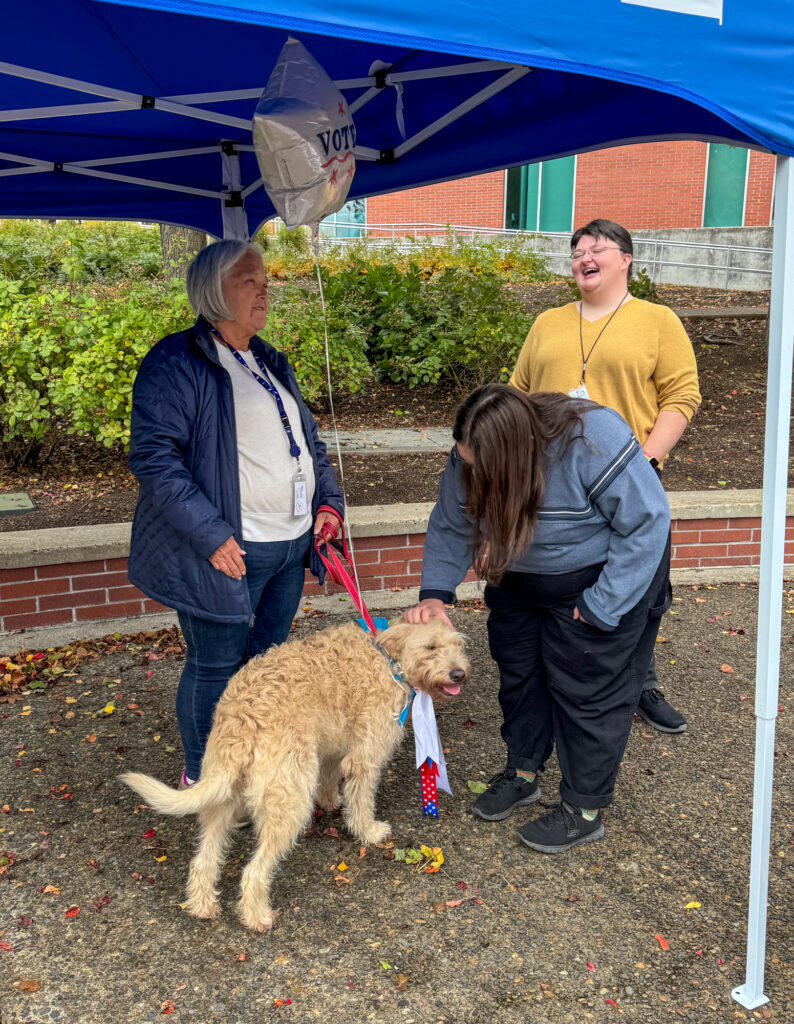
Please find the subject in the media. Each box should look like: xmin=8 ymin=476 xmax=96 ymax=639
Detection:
xmin=0 ymin=223 xmax=555 ymax=465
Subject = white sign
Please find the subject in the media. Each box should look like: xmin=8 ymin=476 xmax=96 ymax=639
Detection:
xmin=621 ymin=0 xmax=723 ymax=23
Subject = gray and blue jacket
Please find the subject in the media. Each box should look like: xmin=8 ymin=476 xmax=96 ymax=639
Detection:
xmin=419 ymin=405 xmax=670 ymax=631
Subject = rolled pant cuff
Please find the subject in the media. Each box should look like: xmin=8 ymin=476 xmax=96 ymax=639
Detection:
xmin=560 ymin=782 xmax=614 ymax=810
xmin=506 ymin=755 xmax=543 ymax=774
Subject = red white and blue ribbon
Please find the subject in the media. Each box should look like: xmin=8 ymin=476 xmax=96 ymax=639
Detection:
xmin=412 ymin=689 xmax=451 ymax=818
xmin=354 ymin=618 xmax=450 ymax=817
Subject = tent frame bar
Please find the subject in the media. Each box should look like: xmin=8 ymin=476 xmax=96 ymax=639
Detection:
xmin=731 ymin=152 xmax=794 ymax=1012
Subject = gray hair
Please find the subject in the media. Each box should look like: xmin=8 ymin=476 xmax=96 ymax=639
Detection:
xmin=186 ymin=240 xmax=263 ymax=322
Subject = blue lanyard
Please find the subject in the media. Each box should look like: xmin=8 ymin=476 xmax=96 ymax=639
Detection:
xmin=211 ymin=327 xmax=301 ymax=463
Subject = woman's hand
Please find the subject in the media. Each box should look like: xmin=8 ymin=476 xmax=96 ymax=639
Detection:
xmin=313 ymin=509 xmax=341 ymax=541
xmin=208 ymin=536 xmax=247 ymax=579
xmin=404 ymin=598 xmax=454 ymax=629
xmin=573 ymin=605 xmax=591 ymax=625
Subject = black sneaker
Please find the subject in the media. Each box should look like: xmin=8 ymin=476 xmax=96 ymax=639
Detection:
xmin=637 ymin=688 xmax=687 ymax=733
xmin=516 ymin=802 xmax=605 ymax=854
xmin=471 ymin=768 xmax=541 ymax=821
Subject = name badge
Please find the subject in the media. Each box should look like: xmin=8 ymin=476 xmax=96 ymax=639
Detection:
xmin=568 ymin=383 xmax=589 ymax=400
xmin=293 ymin=475 xmax=308 ymax=517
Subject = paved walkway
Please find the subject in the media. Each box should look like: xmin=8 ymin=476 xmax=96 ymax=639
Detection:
xmin=318 ymin=426 xmax=453 ymax=453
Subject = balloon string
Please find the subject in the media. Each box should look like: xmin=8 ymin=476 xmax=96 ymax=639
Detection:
xmin=312 ymin=227 xmax=363 ymax=603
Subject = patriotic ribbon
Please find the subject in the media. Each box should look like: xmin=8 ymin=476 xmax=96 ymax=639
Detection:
xmin=355 ymin=619 xmax=450 ymax=815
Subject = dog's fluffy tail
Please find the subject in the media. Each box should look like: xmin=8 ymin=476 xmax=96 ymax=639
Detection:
xmin=120 ymin=771 xmax=231 ymax=817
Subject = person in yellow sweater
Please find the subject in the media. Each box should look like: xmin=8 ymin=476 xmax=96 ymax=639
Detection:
xmin=510 ymin=218 xmax=701 ymax=733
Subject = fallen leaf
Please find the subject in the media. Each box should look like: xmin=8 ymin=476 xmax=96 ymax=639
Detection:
xmin=685 ymin=901 xmax=701 ymax=909
xmin=18 ymin=979 xmax=40 ymax=992
xmin=40 ymin=884 xmax=60 ymax=894
xmin=93 ymin=894 xmax=111 ymax=912
xmin=142 ymin=829 xmax=156 ymax=839
xmin=359 ymin=847 xmax=366 ymax=859
xmin=337 ymin=861 xmax=348 ymax=872
xmin=237 ymin=953 xmax=247 ymax=961
xmin=160 ymin=1000 xmax=175 ymax=1015
xmin=587 ymin=961 xmax=596 ymax=972
xmin=720 ymin=664 xmax=734 ymax=674
xmin=394 ymin=973 xmax=408 ymax=991
xmin=0 ymin=941 xmax=14 ymax=951
xmin=467 ymin=780 xmax=488 ymax=794
xmin=64 ymin=906 xmax=80 ymax=918
xmin=322 ymin=827 xmax=340 ymax=839
xmin=154 ymin=855 xmax=167 ymax=863
xmin=445 ymin=899 xmax=463 ymax=908
xmin=379 ymin=960 xmax=392 ymax=970
xmin=655 ymin=934 xmax=669 ymax=951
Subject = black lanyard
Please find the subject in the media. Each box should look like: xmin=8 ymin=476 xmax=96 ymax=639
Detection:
xmin=211 ymin=327 xmax=302 ymax=463
xmin=578 ymin=291 xmax=629 ymax=383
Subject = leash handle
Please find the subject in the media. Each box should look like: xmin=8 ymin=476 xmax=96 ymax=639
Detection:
xmin=313 ymin=512 xmax=378 ymax=634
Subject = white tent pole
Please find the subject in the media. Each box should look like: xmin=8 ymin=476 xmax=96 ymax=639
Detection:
xmin=393 ymin=66 xmax=530 ymax=159
xmin=732 ymin=153 xmax=794 ymax=1012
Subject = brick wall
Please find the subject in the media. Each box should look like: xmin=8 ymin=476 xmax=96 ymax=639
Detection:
xmin=744 ymin=150 xmax=776 ymax=227
xmin=366 ymin=171 xmax=505 ymax=229
xmin=3 ymin=517 xmax=794 ymax=635
xmin=366 ymin=142 xmax=775 ymax=231
xmin=573 ymin=142 xmax=709 ymax=230
xmin=0 ymin=559 xmax=168 ymax=634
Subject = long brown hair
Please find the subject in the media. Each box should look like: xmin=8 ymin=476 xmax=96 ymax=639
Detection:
xmin=452 ymin=384 xmax=587 ymax=585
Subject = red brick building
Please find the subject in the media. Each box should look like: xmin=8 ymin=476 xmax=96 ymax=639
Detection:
xmin=358 ymin=142 xmax=776 ymax=232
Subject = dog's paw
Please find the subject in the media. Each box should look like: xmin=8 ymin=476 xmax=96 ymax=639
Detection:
xmin=238 ymin=905 xmax=279 ymax=933
xmin=358 ymin=820 xmax=392 ymax=845
xmin=184 ymin=897 xmax=222 ymax=920
xmin=316 ymin=792 xmax=342 ymax=813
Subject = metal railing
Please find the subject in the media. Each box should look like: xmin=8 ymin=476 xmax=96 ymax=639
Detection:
xmin=317 ymin=221 xmax=773 ymax=288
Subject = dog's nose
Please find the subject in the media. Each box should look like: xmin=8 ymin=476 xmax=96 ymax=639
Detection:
xmin=449 ymin=668 xmax=466 ymax=684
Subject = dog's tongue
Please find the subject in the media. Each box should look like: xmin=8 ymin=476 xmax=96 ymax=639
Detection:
xmin=441 ymin=682 xmax=461 ymax=696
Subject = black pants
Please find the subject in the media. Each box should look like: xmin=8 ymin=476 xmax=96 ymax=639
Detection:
xmin=484 ymin=541 xmax=671 ymax=809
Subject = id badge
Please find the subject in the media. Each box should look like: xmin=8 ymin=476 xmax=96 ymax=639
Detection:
xmin=293 ymin=475 xmax=308 ymax=517
xmin=568 ymin=383 xmax=589 ymax=400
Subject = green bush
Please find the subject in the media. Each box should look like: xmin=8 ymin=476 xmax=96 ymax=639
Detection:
xmin=0 ymin=220 xmax=163 ymax=282
xmin=315 ymin=259 xmax=533 ymax=390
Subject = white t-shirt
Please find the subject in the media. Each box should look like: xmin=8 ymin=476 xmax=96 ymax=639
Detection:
xmin=215 ymin=341 xmax=315 ymax=543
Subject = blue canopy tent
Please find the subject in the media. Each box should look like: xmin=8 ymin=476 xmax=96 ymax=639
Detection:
xmin=1 ymin=0 xmax=792 ymax=1007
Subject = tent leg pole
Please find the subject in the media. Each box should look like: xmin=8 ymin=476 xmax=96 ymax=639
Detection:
xmin=732 ymin=153 xmax=794 ymax=1012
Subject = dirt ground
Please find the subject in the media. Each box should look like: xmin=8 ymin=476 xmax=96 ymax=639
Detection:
xmin=0 ymin=283 xmax=778 ymax=534
xmin=2 ymin=582 xmax=794 ymax=1024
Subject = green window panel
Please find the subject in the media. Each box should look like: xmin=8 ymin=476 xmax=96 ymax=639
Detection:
xmin=703 ymin=144 xmax=748 ymax=227
xmin=538 ymin=156 xmax=575 ymax=232
xmin=504 ymin=157 xmax=574 ymax=232
xmin=505 ymin=163 xmax=539 ymax=230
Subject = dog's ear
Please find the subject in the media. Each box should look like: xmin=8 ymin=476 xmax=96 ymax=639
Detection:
xmin=377 ymin=620 xmax=412 ymax=658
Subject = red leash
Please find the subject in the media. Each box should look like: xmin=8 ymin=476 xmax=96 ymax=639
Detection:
xmin=313 ymin=506 xmax=377 ymax=634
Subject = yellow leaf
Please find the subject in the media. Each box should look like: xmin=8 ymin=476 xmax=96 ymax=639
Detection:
xmin=18 ymin=807 xmax=35 ymax=812
xmin=684 ymin=901 xmax=701 ymax=909
xmin=20 ymin=711 xmax=31 ymax=717
xmin=41 ymin=884 xmax=60 ymax=894
xmin=102 ymin=703 xmax=114 ymax=715
xmin=87 ymin=733 xmax=97 ymax=742
xmin=337 ymin=862 xmax=348 ymax=872
xmin=153 ymin=735 xmax=161 ymax=742
xmin=154 ymin=855 xmax=167 ymax=862
xmin=65 ymin=697 xmax=77 ymax=704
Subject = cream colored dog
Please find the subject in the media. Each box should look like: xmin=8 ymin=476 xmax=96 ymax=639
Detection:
xmin=121 ymin=618 xmax=469 ymax=932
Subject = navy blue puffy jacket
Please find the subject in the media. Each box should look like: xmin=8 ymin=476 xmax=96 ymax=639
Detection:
xmin=128 ymin=317 xmax=344 ymax=623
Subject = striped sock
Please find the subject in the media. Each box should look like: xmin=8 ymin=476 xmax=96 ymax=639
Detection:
xmin=516 ymin=770 xmax=536 ymax=783
xmin=580 ymin=808 xmax=599 ymax=821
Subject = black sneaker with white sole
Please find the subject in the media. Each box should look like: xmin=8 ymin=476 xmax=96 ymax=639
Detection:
xmin=471 ymin=768 xmax=541 ymax=821
xmin=636 ymin=688 xmax=687 ymax=733
xmin=516 ymin=801 xmax=605 ymax=853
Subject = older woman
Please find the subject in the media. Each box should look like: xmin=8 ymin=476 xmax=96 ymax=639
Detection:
xmin=128 ymin=240 xmax=343 ymax=787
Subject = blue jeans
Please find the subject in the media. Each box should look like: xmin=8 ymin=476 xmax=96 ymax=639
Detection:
xmin=175 ymin=530 xmax=311 ymax=779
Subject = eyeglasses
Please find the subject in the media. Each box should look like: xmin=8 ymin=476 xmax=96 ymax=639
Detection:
xmin=571 ymin=245 xmax=624 ymax=262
